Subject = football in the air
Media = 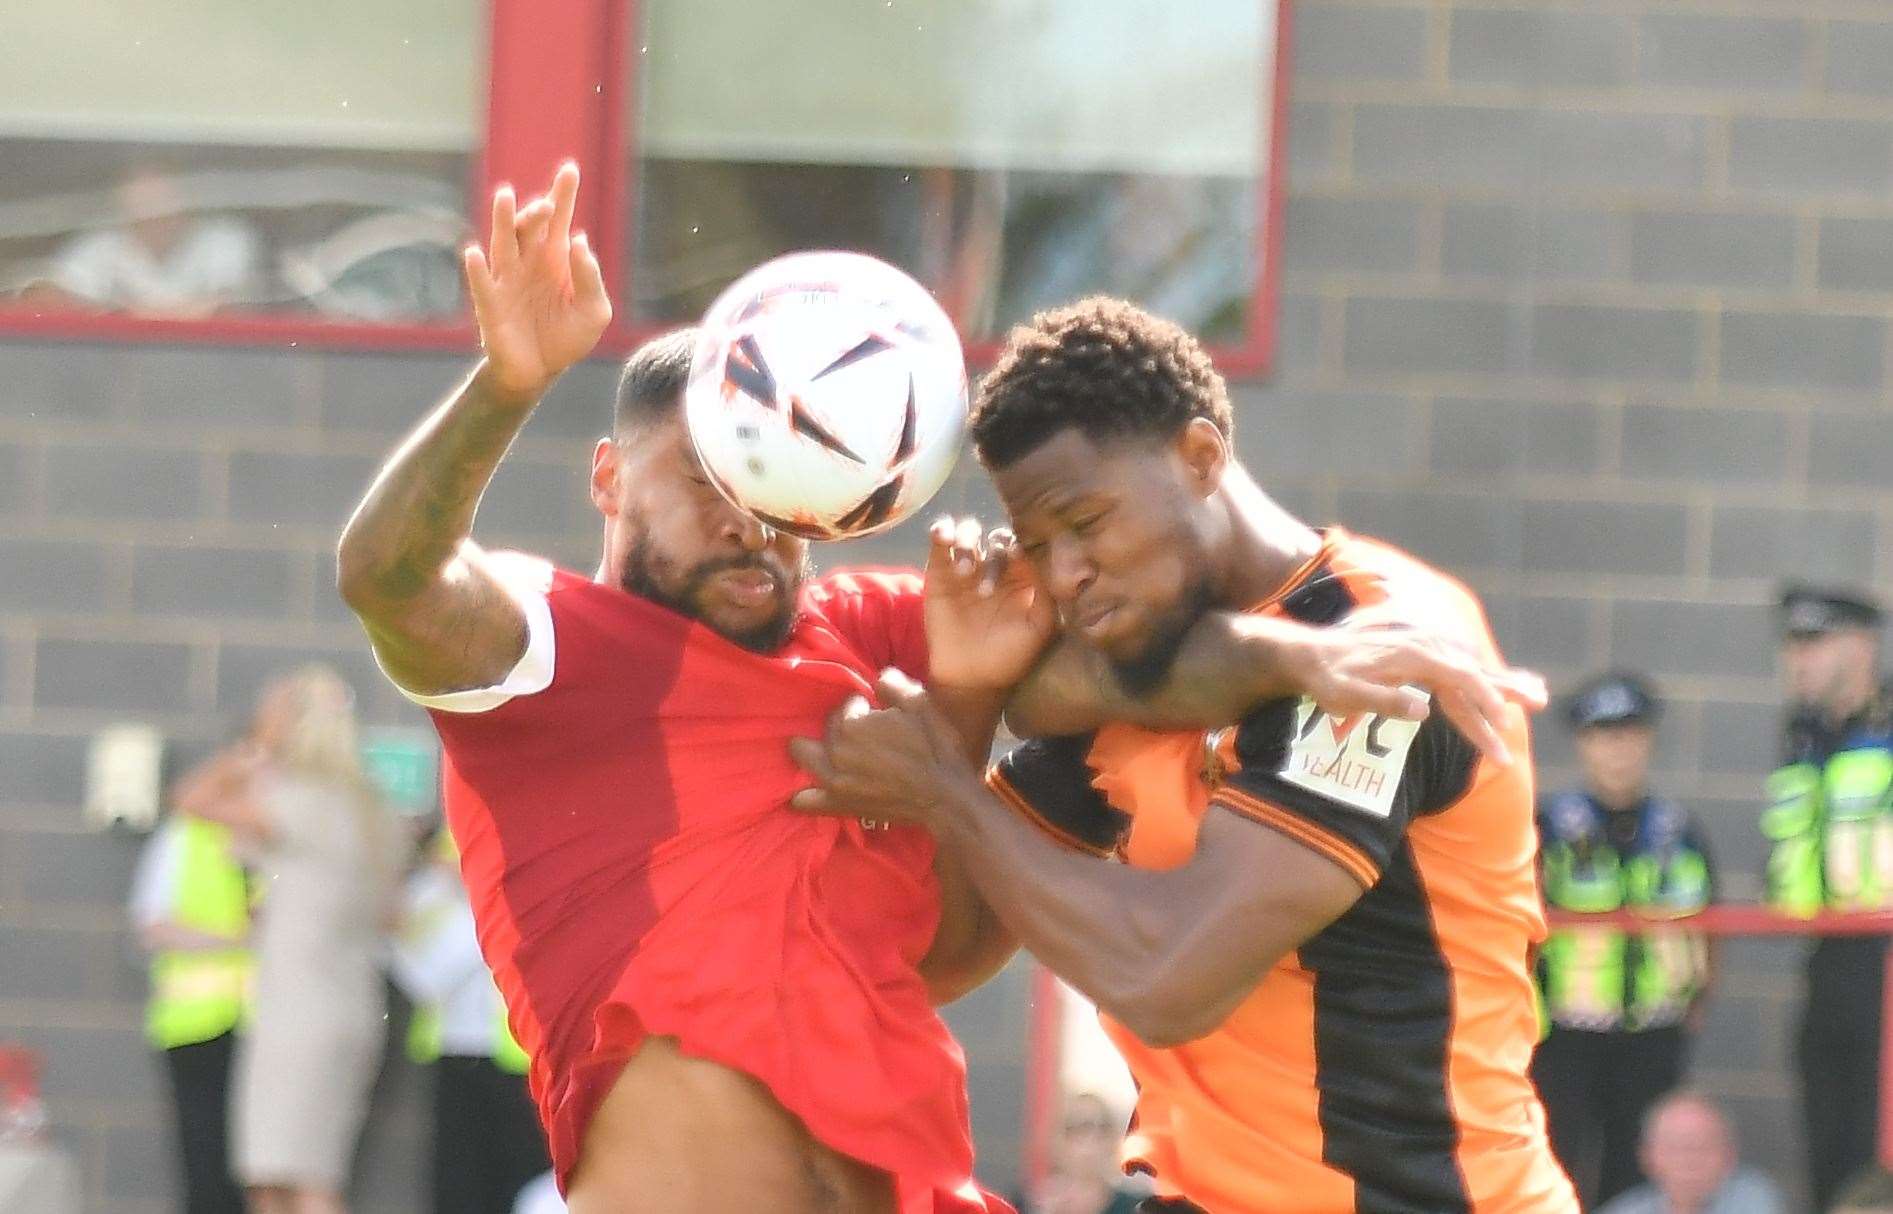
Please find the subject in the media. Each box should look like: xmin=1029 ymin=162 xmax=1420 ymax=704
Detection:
xmin=683 ymin=250 xmax=968 ymax=540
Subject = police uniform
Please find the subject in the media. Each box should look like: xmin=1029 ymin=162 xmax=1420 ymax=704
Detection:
xmin=1531 ymin=675 xmax=1715 ymax=1210
xmin=1762 ymin=587 xmax=1893 ymax=1212
xmin=128 ymin=814 xmax=252 ymax=1214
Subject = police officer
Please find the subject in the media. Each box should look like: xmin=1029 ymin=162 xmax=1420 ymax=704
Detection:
xmin=1761 ymin=585 xmax=1892 ymax=1212
xmin=127 ymin=809 xmax=252 ymax=1214
xmin=1533 ymin=673 xmax=1716 ymax=1209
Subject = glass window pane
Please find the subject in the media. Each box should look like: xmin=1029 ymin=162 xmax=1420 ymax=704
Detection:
xmin=628 ymin=0 xmax=1272 ymax=345
xmin=0 ymin=0 xmax=482 ymax=323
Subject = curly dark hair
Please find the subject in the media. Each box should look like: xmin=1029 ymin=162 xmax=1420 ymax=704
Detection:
xmin=970 ymin=296 xmax=1232 ymax=470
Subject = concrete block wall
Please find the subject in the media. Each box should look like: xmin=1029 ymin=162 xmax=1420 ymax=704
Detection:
xmin=0 ymin=347 xmax=600 ymax=1214
xmin=6 ymin=0 xmax=1893 ymax=1206
xmin=1256 ymin=0 xmax=1893 ymax=1199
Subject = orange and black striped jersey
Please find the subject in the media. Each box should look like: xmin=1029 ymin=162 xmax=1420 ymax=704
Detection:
xmin=989 ymin=530 xmax=1577 ymax=1214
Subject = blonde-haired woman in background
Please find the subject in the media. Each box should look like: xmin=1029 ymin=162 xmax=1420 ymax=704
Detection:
xmin=175 ymin=665 xmax=400 ymax=1214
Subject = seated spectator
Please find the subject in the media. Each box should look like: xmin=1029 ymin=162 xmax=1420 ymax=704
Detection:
xmin=45 ymin=164 xmax=259 ymax=315
xmin=1596 ymin=1092 xmax=1784 ymax=1214
xmin=1025 ymin=1092 xmax=1144 ymax=1214
xmin=1833 ymin=1166 xmax=1893 ymax=1214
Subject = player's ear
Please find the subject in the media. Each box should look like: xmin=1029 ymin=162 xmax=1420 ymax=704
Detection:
xmin=1175 ymin=417 xmax=1228 ymax=498
xmin=590 ymin=436 xmax=622 ymax=517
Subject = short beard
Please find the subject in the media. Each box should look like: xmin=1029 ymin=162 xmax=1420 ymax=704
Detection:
xmin=621 ymin=533 xmax=803 ymax=654
xmin=1108 ymin=578 xmax=1216 ymax=698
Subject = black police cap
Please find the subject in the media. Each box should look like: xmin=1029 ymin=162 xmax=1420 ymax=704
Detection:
xmin=1565 ymin=672 xmax=1661 ymax=730
xmin=1779 ymin=584 xmax=1884 ymax=638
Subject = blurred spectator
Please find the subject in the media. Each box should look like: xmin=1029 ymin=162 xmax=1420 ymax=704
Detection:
xmin=0 ymin=1045 xmax=80 ymax=1214
xmin=1024 ymin=1092 xmax=1143 ymax=1214
xmin=175 ymin=666 xmax=400 ymax=1214
xmin=1760 ymin=586 xmax=1892 ymax=1211
xmin=1533 ymin=674 xmax=1716 ymax=1207
xmin=127 ymin=803 xmax=252 ymax=1214
xmin=390 ymin=828 xmax=548 ymax=1214
xmin=1595 ymin=1092 xmax=1783 ymax=1214
xmin=42 ymin=164 xmax=259 ymax=316
xmin=1834 ymin=1166 xmax=1893 ymax=1214
xmin=0 ymin=1046 xmax=47 ymax=1142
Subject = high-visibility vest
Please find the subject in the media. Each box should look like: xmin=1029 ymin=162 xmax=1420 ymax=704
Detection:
xmin=405 ymin=1000 xmax=531 ymax=1075
xmin=403 ymin=829 xmax=528 ymax=1075
xmin=146 ymin=819 xmax=252 ymax=1050
xmin=1538 ymin=793 xmax=1712 ymax=1032
xmin=1764 ymin=725 xmax=1893 ymax=915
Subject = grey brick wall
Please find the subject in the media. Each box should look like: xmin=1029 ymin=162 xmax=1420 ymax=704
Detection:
xmin=7 ymin=0 xmax=1893 ymax=1208
xmin=1253 ymin=0 xmax=1893 ymax=1200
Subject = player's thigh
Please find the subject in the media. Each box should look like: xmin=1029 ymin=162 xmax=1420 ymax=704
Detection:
xmin=565 ymin=1036 xmax=894 ymax=1214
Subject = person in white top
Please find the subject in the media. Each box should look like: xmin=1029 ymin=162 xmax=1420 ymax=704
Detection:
xmin=390 ymin=831 xmax=549 ymax=1214
xmin=48 ymin=165 xmax=259 ymax=316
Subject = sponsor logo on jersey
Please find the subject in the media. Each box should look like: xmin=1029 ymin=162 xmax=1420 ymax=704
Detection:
xmin=1279 ymin=696 xmax=1423 ymax=818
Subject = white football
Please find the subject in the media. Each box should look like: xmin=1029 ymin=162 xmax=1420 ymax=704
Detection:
xmin=684 ymin=251 xmax=968 ymax=540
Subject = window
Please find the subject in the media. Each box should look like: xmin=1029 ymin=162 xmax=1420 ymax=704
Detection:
xmin=0 ymin=0 xmax=1287 ymax=369
xmin=626 ymin=0 xmax=1281 ymax=363
xmin=0 ymin=0 xmax=483 ymax=331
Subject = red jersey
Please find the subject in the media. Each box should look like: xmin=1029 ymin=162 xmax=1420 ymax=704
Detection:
xmin=404 ymin=555 xmax=1003 ymax=1212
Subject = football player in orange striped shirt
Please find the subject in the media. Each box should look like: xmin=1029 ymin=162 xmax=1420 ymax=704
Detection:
xmin=791 ymin=299 xmax=1578 ymax=1213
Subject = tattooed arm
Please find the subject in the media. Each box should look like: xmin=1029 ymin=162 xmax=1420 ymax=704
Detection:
xmin=336 ymin=163 xmax=612 ymax=695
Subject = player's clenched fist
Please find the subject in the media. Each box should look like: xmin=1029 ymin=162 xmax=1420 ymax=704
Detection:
xmin=463 ymin=161 xmax=613 ymax=404
xmin=789 ymin=670 xmax=977 ymax=826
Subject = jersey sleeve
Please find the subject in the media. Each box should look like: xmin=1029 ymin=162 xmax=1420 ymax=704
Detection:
xmin=1210 ymin=696 xmax=1474 ymax=889
xmin=812 ymin=568 xmax=929 ymax=681
xmin=378 ymin=551 xmax=557 ymax=714
xmin=986 ymin=734 xmax=1128 ymax=858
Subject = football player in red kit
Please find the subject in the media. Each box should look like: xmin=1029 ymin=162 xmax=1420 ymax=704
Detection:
xmin=338 ymin=164 xmax=1545 ymax=1214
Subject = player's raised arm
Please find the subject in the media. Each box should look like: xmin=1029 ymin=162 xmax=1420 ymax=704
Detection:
xmin=1007 ymin=609 xmax=1547 ymax=764
xmin=336 ymin=163 xmax=611 ymax=695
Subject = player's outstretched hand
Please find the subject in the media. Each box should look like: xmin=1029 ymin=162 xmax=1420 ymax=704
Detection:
xmin=464 ymin=161 xmax=613 ymax=403
xmin=922 ymin=516 xmax=1057 ymax=693
xmin=1289 ymin=613 xmax=1548 ymax=766
xmin=788 ymin=670 xmax=975 ymax=825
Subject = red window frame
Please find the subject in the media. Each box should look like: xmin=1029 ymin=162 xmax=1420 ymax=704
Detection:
xmin=0 ymin=0 xmax=1291 ymax=376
